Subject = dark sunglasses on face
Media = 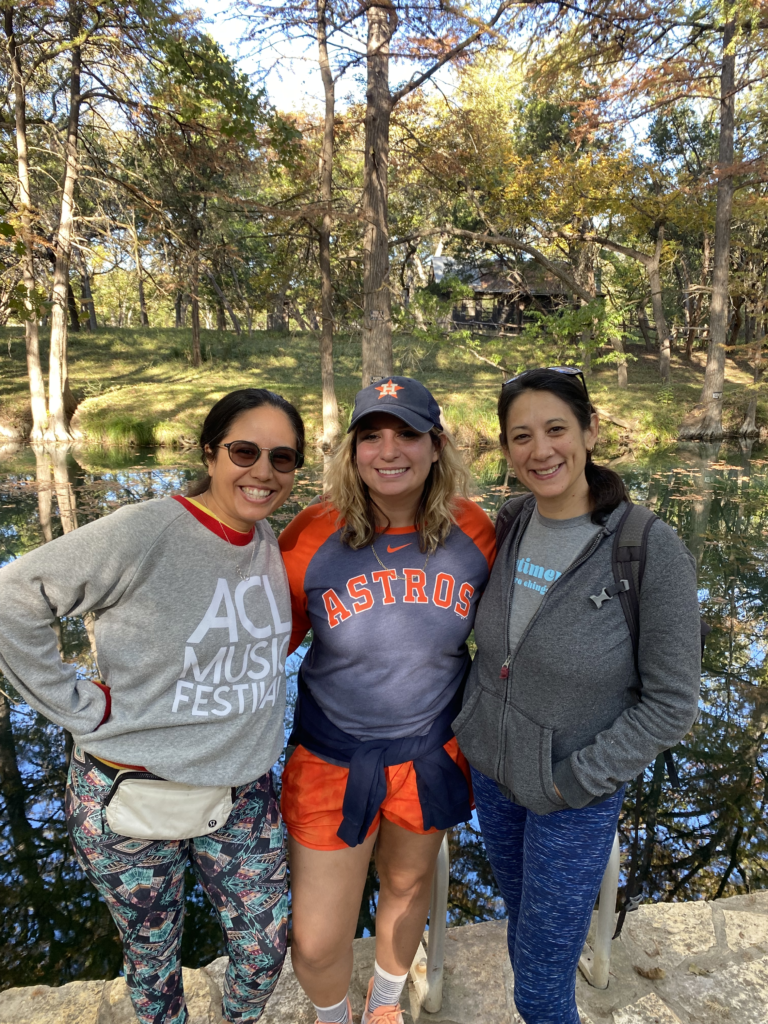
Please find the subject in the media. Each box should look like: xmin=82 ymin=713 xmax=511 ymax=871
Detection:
xmin=503 ymin=365 xmax=590 ymax=401
xmin=218 ymin=441 xmax=304 ymax=472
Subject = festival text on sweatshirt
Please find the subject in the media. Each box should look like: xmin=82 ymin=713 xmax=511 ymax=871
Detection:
xmin=0 ymin=496 xmax=291 ymax=786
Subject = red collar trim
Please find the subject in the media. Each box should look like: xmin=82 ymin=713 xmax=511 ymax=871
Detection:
xmin=174 ymin=496 xmax=255 ymax=545
xmin=376 ymin=524 xmax=418 ymax=536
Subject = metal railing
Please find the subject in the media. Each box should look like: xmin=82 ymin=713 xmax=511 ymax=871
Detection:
xmin=578 ymin=831 xmax=621 ymax=990
xmin=409 ymin=834 xmax=450 ymax=1013
xmin=408 ymin=829 xmax=621 ymax=1014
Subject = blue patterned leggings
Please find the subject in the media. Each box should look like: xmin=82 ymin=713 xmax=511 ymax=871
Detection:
xmin=472 ymin=768 xmax=624 ymax=1024
xmin=66 ymin=747 xmax=288 ymax=1024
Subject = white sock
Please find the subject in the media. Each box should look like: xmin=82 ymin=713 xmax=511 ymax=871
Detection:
xmin=313 ymin=995 xmax=349 ymax=1024
xmin=368 ymin=961 xmax=408 ymax=1013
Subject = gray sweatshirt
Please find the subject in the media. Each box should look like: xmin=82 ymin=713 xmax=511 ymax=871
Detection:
xmin=453 ymin=495 xmax=702 ymax=815
xmin=0 ymin=497 xmax=291 ymax=786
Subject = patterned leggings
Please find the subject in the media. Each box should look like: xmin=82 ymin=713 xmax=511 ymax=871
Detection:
xmin=472 ymin=767 xmax=624 ymax=1024
xmin=66 ymin=747 xmax=288 ymax=1024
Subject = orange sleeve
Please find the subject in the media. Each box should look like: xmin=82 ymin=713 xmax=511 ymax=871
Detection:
xmin=278 ymin=501 xmax=340 ymax=654
xmin=454 ymin=498 xmax=497 ymax=572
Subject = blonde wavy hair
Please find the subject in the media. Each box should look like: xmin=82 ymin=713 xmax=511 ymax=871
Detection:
xmin=324 ymin=424 xmax=471 ymax=554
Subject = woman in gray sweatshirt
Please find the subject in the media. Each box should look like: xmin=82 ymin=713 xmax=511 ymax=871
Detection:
xmin=0 ymin=388 xmax=305 ymax=1024
xmin=452 ymin=368 xmax=701 ymax=1024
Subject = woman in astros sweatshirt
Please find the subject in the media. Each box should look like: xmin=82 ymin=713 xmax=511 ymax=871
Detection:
xmin=0 ymin=388 xmax=304 ymax=1024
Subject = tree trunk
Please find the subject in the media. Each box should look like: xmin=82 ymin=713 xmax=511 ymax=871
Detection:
xmin=317 ymin=0 xmax=340 ymax=447
xmin=34 ymin=445 xmax=54 ymax=543
xmin=361 ymin=2 xmax=397 ymax=386
xmin=131 ymin=212 xmax=149 ymax=327
xmin=46 ymin=6 xmax=82 ymax=441
xmin=740 ymin=284 xmax=765 ymax=436
xmin=680 ymin=16 xmax=736 ymax=440
xmin=67 ymin=279 xmax=80 ymax=330
xmin=727 ymin=294 xmax=743 ymax=348
xmin=637 ymin=303 xmax=654 ymax=351
xmin=80 ymin=267 xmax=97 ymax=330
xmin=289 ymin=300 xmax=310 ymax=331
xmin=268 ymin=286 xmax=288 ymax=331
xmin=49 ymin=447 xmax=99 ymax=664
xmin=51 ymin=446 xmax=78 ymax=533
xmin=576 ymin=241 xmax=596 ymax=375
xmin=137 ymin=271 xmax=149 ymax=327
xmin=5 ymin=7 xmax=47 ymax=439
xmin=740 ymin=395 xmax=758 ymax=437
xmin=175 ymin=290 xmax=183 ymax=327
xmin=648 ymin=227 xmax=671 ymax=383
xmin=686 ymin=232 xmax=712 ymax=359
xmin=612 ymin=333 xmax=628 ymax=388
xmin=216 ymin=300 xmax=226 ymax=331
xmin=676 ymin=258 xmax=693 ymax=359
xmin=205 ymin=268 xmax=241 ymax=333
xmin=190 ymin=240 xmax=201 ymax=367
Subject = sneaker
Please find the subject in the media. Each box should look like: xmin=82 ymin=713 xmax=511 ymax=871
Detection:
xmin=314 ymin=997 xmax=352 ymax=1024
xmin=361 ymin=977 xmax=404 ymax=1024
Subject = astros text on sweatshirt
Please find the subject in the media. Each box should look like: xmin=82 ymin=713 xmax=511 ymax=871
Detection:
xmin=278 ymin=498 xmax=495 ymax=741
xmin=0 ymin=496 xmax=291 ymax=786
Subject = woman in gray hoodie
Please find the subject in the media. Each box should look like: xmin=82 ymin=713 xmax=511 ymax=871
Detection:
xmin=452 ymin=368 xmax=701 ymax=1024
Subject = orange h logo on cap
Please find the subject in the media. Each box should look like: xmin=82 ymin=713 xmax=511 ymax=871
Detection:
xmin=375 ymin=379 xmax=404 ymax=399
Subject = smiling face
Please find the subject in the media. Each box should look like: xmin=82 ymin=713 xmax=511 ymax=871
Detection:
xmin=502 ymin=389 xmax=599 ymax=519
xmin=354 ymin=412 xmax=444 ymax=527
xmin=203 ymin=405 xmax=299 ymax=531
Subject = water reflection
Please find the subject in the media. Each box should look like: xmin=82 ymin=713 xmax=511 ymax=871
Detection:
xmin=0 ymin=442 xmax=767 ymax=988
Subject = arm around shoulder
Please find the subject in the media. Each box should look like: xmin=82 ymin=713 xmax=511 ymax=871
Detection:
xmin=278 ymin=501 xmax=337 ymax=653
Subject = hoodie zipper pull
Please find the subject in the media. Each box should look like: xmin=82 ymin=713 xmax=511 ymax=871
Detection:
xmin=500 ymin=656 xmax=511 ymax=680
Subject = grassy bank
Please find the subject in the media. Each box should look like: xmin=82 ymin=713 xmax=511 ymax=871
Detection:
xmin=1 ymin=326 xmax=766 ymax=455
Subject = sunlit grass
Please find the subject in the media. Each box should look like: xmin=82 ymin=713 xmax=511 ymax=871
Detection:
xmin=1 ymin=325 xmax=766 ymax=452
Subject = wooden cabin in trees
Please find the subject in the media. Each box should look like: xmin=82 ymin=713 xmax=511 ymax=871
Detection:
xmin=431 ymin=257 xmax=574 ymax=333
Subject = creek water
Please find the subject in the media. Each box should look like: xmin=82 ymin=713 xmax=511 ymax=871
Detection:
xmin=0 ymin=441 xmax=766 ymax=988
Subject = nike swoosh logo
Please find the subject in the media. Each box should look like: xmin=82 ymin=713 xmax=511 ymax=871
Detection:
xmin=387 ymin=543 xmax=411 ymax=553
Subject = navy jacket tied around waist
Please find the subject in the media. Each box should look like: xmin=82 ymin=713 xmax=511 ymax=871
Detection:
xmin=289 ymin=670 xmax=472 ymax=847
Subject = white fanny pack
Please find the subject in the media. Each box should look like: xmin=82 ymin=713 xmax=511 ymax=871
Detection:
xmin=104 ymin=770 xmax=236 ymax=841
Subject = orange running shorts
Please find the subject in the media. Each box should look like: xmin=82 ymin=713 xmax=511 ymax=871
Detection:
xmin=281 ymin=737 xmax=472 ymax=851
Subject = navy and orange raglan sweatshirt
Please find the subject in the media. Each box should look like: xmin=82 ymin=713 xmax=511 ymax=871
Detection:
xmin=278 ymin=498 xmax=495 ymax=742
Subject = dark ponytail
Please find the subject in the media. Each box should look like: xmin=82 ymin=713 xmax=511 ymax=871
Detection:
xmin=187 ymin=388 xmax=305 ymax=497
xmin=498 ymin=368 xmax=628 ymax=524
xmin=584 ymin=456 xmax=628 ymax=523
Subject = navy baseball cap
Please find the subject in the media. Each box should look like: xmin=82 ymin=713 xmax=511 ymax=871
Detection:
xmin=347 ymin=376 xmax=442 ymax=434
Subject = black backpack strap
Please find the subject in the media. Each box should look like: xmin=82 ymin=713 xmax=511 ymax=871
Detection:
xmin=612 ymin=503 xmax=684 ymax=797
xmin=612 ymin=503 xmax=657 ymax=669
xmin=495 ymin=494 xmax=530 ymax=550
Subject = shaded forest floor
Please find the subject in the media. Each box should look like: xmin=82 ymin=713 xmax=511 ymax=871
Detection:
xmin=0 ymin=326 xmax=765 ymax=455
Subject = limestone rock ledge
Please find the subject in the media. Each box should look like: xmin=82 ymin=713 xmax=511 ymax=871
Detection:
xmin=2 ymin=890 xmax=767 ymax=1024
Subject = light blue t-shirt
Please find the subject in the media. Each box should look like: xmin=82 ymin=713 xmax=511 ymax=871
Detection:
xmin=508 ymin=507 xmax=601 ymax=654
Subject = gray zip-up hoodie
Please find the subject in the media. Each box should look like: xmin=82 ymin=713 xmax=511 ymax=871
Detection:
xmin=0 ymin=497 xmax=290 ymax=786
xmin=453 ymin=495 xmax=702 ymax=815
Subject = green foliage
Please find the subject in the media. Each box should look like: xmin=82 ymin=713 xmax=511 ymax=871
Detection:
xmin=0 ymin=220 xmax=41 ymax=323
xmin=514 ymin=96 xmax=576 ymax=158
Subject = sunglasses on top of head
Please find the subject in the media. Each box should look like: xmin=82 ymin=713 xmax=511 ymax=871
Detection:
xmin=217 ymin=441 xmax=304 ymax=473
xmin=502 ymin=365 xmax=590 ymax=401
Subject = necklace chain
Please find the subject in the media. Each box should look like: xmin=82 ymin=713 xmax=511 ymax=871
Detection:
xmin=370 ymin=539 xmax=429 ymax=580
xmin=196 ymin=497 xmax=257 ymax=581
